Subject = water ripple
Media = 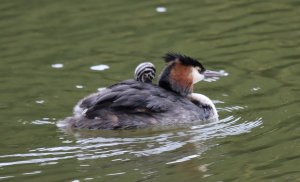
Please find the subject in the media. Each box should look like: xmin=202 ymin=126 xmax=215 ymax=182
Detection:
xmin=0 ymin=116 xmax=262 ymax=168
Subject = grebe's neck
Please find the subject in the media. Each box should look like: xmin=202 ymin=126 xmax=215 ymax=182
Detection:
xmin=158 ymin=62 xmax=194 ymax=96
xmin=187 ymin=93 xmax=218 ymax=119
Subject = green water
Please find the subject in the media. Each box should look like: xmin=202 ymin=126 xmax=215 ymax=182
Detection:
xmin=0 ymin=0 xmax=299 ymax=181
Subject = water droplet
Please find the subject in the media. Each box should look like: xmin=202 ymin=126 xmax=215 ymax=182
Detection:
xmin=90 ymin=65 xmax=109 ymax=71
xmin=156 ymin=6 xmax=167 ymax=13
xmin=76 ymin=85 xmax=84 ymax=89
xmin=106 ymin=172 xmax=126 ymax=176
xmin=36 ymin=100 xmax=45 ymax=104
xmin=23 ymin=171 xmax=42 ymax=175
xmin=84 ymin=178 xmax=94 ymax=181
xmin=51 ymin=64 xmax=64 ymax=68
xmin=252 ymin=87 xmax=261 ymax=91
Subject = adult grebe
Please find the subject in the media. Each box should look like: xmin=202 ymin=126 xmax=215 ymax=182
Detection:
xmin=60 ymin=53 xmax=220 ymax=130
xmin=133 ymin=61 xmax=219 ymax=121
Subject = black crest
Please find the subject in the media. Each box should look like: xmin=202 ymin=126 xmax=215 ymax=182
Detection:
xmin=163 ymin=53 xmax=205 ymax=71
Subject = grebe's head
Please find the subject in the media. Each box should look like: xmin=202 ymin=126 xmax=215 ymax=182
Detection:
xmin=158 ymin=53 xmax=206 ymax=96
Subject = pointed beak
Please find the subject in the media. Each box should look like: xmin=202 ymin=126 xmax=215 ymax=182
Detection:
xmin=202 ymin=70 xmax=228 ymax=77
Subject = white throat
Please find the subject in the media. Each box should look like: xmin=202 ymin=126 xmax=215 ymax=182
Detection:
xmin=188 ymin=93 xmax=218 ymax=118
xmin=192 ymin=68 xmax=204 ymax=84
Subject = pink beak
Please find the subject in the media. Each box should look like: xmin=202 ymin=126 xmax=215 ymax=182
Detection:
xmin=203 ymin=70 xmax=228 ymax=77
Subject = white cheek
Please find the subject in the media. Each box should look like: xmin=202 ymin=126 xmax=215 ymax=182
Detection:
xmin=192 ymin=68 xmax=204 ymax=84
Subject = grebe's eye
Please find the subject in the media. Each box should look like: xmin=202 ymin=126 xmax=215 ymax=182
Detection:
xmin=196 ymin=66 xmax=205 ymax=74
xmin=196 ymin=67 xmax=201 ymax=73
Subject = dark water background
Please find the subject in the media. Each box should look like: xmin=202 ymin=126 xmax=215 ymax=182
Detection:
xmin=0 ymin=0 xmax=299 ymax=181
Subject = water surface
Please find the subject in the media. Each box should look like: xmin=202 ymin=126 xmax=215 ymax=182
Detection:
xmin=0 ymin=0 xmax=299 ymax=181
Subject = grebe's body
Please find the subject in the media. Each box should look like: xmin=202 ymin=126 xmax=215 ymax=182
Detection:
xmin=60 ymin=53 xmax=219 ymax=130
xmin=65 ymin=79 xmax=217 ymax=129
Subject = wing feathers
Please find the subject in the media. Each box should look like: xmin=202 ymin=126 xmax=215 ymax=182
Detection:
xmin=83 ymin=80 xmax=174 ymax=118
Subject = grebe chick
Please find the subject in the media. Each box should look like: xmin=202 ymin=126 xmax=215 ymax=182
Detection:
xmin=60 ymin=53 xmax=219 ymax=130
xmin=134 ymin=62 xmax=156 ymax=83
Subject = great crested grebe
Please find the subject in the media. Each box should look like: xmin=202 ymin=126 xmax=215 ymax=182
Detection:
xmin=134 ymin=60 xmax=218 ymax=119
xmin=60 ymin=53 xmax=221 ymax=130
